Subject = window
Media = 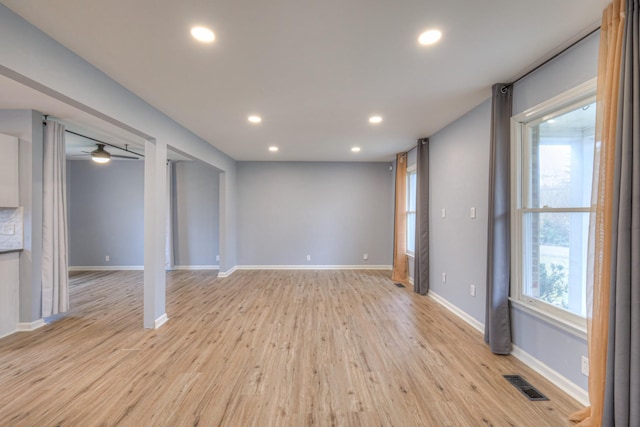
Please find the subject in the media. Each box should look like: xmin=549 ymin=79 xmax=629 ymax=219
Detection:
xmin=406 ymin=167 xmax=417 ymax=255
xmin=512 ymin=81 xmax=596 ymax=329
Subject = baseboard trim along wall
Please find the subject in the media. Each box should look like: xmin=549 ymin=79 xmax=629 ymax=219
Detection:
xmin=69 ymin=266 xmax=144 ymax=271
xmin=16 ymin=319 xmax=46 ymax=332
xmin=237 ymin=265 xmax=392 ymax=271
xmin=427 ymin=290 xmax=588 ymax=406
xmin=71 ymin=266 xmax=222 ymax=272
xmin=70 ymin=265 xmax=391 ymax=276
xmin=428 ymin=291 xmax=484 ymax=333
xmin=510 ymin=346 xmax=589 ymax=406
xmin=154 ymin=313 xmax=169 ymax=329
xmin=217 ymin=266 xmax=238 ymax=278
xmin=171 ymin=265 xmax=219 ymax=271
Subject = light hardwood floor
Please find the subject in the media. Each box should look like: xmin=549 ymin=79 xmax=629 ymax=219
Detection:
xmin=0 ymin=270 xmax=581 ymax=426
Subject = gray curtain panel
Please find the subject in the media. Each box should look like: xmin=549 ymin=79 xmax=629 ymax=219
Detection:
xmin=414 ymin=138 xmax=429 ymax=295
xmin=603 ymin=0 xmax=640 ymax=424
xmin=484 ymin=84 xmax=513 ymax=355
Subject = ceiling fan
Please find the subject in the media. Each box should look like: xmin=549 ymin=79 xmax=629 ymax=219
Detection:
xmin=64 ymin=128 xmax=144 ymax=163
xmin=83 ymin=143 xmax=140 ymax=163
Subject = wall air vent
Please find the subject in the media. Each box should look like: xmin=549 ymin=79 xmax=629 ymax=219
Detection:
xmin=503 ymin=375 xmax=549 ymax=401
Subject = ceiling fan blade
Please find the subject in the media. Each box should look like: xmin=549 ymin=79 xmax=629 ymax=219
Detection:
xmin=82 ymin=149 xmax=137 ymax=159
xmin=111 ymin=154 xmax=140 ymax=160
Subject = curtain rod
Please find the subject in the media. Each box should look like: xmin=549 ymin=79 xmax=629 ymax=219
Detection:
xmin=42 ymin=115 xmax=144 ymax=157
xmin=65 ymin=128 xmax=145 ymax=158
xmin=506 ymin=26 xmax=600 ymax=90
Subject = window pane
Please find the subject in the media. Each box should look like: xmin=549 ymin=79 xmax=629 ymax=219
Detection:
xmin=526 ymin=102 xmax=595 ymax=208
xmin=407 ymin=212 xmax=416 ymax=253
xmin=523 ymin=211 xmax=588 ymax=316
xmin=407 ymin=172 xmax=417 ymax=212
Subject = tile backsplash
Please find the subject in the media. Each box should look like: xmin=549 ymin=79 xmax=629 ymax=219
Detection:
xmin=0 ymin=207 xmax=24 ymax=251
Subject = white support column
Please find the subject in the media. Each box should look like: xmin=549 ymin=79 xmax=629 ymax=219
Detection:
xmin=143 ymin=138 xmax=168 ymax=328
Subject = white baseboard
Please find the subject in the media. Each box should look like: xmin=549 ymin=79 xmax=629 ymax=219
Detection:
xmin=426 ymin=290 xmax=588 ymax=406
xmin=511 ymin=345 xmax=589 ymax=406
xmin=428 ymin=291 xmax=485 ymax=334
xmin=236 ymin=265 xmax=392 ymax=271
xmin=154 ymin=313 xmax=169 ymax=329
xmin=16 ymin=319 xmax=46 ymax=331
xmin=217 ymin=266 xmax=238 ymax=278
xmin=70 ymin=265 xmax=391 ymax=275
xmin=172 ymin=265 xmax=219 ymax=271
xmin=69 ymin=266 xmax=144 ymax=271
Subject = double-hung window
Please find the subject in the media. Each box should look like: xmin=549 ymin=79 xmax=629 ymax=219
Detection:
xmin=512 ymin=81 xmax=596 ymax=329
xmin=406 ymin=167 xmax=417 ymax=256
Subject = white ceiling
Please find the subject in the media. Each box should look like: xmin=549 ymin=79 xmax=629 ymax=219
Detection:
xmin=1 ymin=0 xmax=602 ymax=162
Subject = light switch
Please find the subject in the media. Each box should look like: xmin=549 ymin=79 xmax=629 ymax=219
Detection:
xmin=441 ymin=208 xmax=446 ymax=218
xmin=470 ymin=207 xmax=476 ymax=219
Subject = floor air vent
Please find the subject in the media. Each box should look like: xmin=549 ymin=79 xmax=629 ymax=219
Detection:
xmin=394 ymin=283 xmax=405 ymax=288
xmin=503 ymin=375 xmax=549 ymax=401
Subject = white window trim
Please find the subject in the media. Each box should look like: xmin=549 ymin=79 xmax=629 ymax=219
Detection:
xmin=510 ymin=78 xmax=596 ymax=336
xmin=406 ymin=166 xmax=417 ymax=257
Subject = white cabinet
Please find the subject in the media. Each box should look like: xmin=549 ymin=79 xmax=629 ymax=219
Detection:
xmin=0 ymin=134 xmax=19 ymax=207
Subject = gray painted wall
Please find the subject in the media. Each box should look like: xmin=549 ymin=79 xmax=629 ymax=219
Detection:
xmin=173 ymin=161 xmax=220 ymax=266
xmin=428 ymin=99 xmax=491 ymax=325
xmin=237 ymin=162 xmax=393 ymax=266
xmin=68 ymin=160 xmax=144 ymax=266
xmin=68 ymin=160 xmax=220 ymax=268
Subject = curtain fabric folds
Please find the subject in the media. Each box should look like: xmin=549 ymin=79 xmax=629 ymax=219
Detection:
xmin=570 ymin=1 xmax=626 ymax=425
xmin=484 ymin=83 xmax=513 ymax=355
xmin=414 ymin=138 xmax=429 ymax=295
xmin=392 ymin=152 xmax=409 ymax=284
xmin=41 ymin=120 xmax=69 ymax=317
xmin=603 ymin=0 xmax=640 ymax=424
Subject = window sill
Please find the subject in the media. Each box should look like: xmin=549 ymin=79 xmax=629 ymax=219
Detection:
xmin=509 ymin=298 xmax=587 ymax=341
xmin=406 ymin=253 xmax=414 ymax=260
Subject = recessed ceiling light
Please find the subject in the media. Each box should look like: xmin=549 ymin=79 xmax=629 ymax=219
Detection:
xmin=248 ymin=115 xmax=262 ymax=123
xmin=269 ymin=146 xmax=278 ymax=152
xmin=369 ymin=116 xmax=383 ymax=124
xmin=191 ymin=26 xmax=215 ymax=43
xmin=418 ymin=29 xmax=442 ymax=45
xmin=351 ymin=147 xmax=361 ymax=153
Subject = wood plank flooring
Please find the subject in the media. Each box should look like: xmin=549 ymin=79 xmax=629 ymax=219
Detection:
xmin=0 ymin=270 xmax=581 ymax=426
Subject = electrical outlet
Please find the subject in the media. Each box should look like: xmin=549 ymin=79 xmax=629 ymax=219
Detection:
xmin=442 ymin=272 xmax=446 ymax=283
xmin=216 ymin=255 xmax=220 ymax=261
xmin=581 ymin=356 xmax=589 ymax=376
xmin=105 ymin=255 xmax=110 ymax=262
xmin=363 ymin=253 xmax=368 ymax=261
xmin=470 ymin=284 xmax=476 ymax=297
xmin=306 ymin=255 xmax=311 ymax=261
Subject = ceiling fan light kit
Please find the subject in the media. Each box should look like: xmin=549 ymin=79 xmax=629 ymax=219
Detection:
xmin=91 ymin=144 xmax=111 ymax=163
